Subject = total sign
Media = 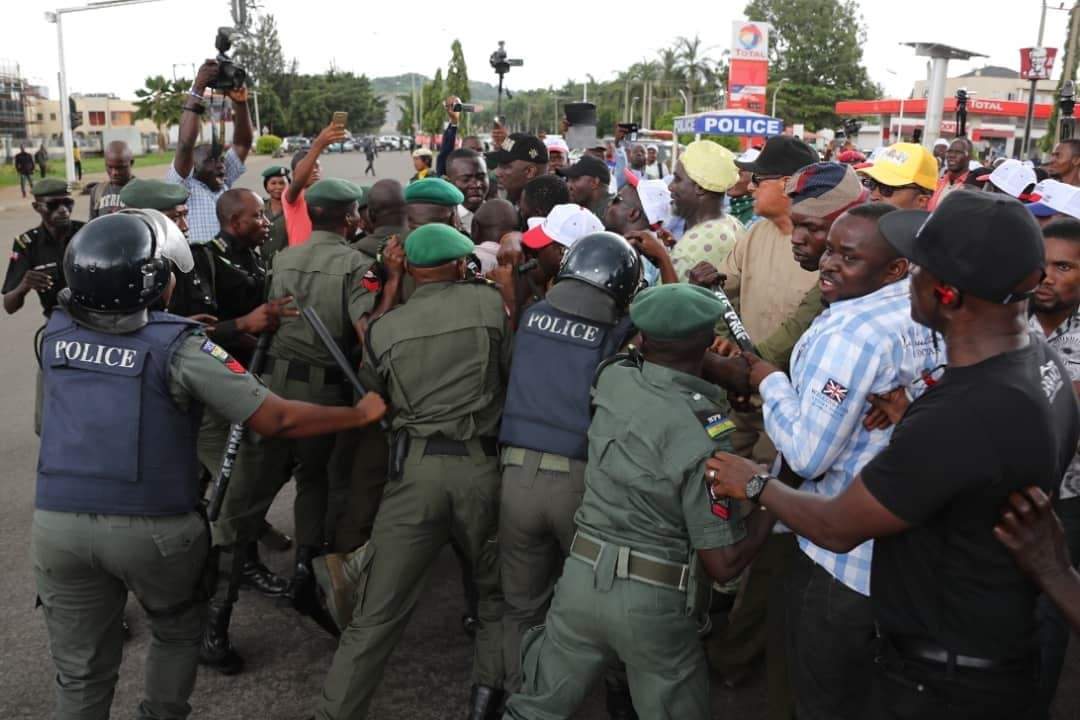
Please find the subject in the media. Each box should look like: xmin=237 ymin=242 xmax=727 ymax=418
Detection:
xmin=731 ymin=21 xmax=770 ymax=61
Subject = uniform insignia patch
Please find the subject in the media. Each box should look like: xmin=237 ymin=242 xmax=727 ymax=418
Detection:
xmin=201 ymin=339 xmax=246 ymax=374
xmin=706 ymin=480 xmax=731 ymax=520
xmin=821 ymin=378 xmax=848 ymax=404
xmin=695 ymin=409 xmax=734 ymax=439
xmin=361 ymin=269 xmax=382 ymax=293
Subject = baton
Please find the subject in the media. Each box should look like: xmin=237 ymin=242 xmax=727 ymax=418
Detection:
xmin=710 ymin=285 xmax=757 ymax=355
xmin=300 ymin=305 xmax=390 ymax=432
xmin=207 ymin=330 xmax=272 ymax=522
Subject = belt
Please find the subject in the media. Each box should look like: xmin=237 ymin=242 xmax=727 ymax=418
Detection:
xmin=422 ymin=436 xmax=499 ymax=457
xmin=263 ymin=356 xmax=345 ymax=386
xmin=569 ymin=532 xmax=689 ymax=592
xmin=889 ymin=636 xmax=1028 ymax=672
xmin=501 ymin=446 xmax=573 ymax=473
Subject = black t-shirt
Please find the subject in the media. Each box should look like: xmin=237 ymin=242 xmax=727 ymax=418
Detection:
xmin=862 ymin=334 xmax=1080 ymax=660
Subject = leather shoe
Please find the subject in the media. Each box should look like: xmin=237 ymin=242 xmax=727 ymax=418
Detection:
xmin=240 ymin=559 xmax=291 ymax=597
xmin=200 ymin=602 xmax=244 ymax=675
xmin=467 ymin=684 xmax=504 ymax=720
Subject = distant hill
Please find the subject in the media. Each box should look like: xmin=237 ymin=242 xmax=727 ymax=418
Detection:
xmin=371 ymin=74 xmax=499 ymax=102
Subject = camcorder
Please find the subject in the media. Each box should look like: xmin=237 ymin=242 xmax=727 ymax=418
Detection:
xmin=618 ymin=122 xmax=640 ymax=141
xmin=452 ymin=102 xmax=479 ymax=113
xmin=208 ymin=27 xmax=247 ymax=93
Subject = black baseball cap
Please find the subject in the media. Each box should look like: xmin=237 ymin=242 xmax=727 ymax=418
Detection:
xmin=878 ymin=190 xmax=1045 ymax=304
xmin=735 ymin=135 xmax=820 ymax=176
xmin=487 ymin=133 xmax=549 ymax=166
xmin=556 ymin=155 xmax=611 ymax=184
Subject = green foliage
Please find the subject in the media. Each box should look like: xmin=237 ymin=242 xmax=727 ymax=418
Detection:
xmin=446 ymin=40 xmax=470 ymax=102
xmin=1042 ymin=5 xmax=1079 ymax=153
xmin=134 ymin=75 xmax=187 ymax=151
xmin=745 ymin=0 xmax=879 ymax=129
xmin=255 ymin=134 xmax=282 ymax=154
xmin=420 ymin=69 xmax=445 ymax=135
xmin=233 ymin=14 xmax=285 ymax=87
xmin=253 ymin=87 xmax=286 ymax=135
xmin=284 ymin=72 xmax=386 ymax=135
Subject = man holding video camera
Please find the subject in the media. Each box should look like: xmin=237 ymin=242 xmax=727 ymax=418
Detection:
xmin=166 ymin=55 xmax=254 ymax=245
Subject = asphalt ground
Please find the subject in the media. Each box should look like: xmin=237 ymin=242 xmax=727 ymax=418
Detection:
xmin=0 ymin=148 xmax=1074 ymax=718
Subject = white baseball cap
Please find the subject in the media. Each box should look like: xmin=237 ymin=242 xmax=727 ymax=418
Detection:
xmin=544 ymin=137 xmax=570 ymax=155
xmin=623 ymin=169 xmax=673 ymax=227
xmin=1031 ymin=179 xmax=1080 ymax=220
xmin=987 ymin=159 xmax=1037 ymax=199
xmin=522 ymin=204 xmax=605 ymax=249
xmin=934 ymin=138 xmax=950 ymax=148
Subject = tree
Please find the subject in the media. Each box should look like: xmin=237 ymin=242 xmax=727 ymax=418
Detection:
xmin=676 ymin=35 xmax=715 ymax=113
xmin=233 ymin=13 xmax=286 ymax=87
xmin=420 ymin=68 xmax=445 ymax=135
xmin=285 ymin=71 xmax=387 ymax=136
xmin=745 ymin=0 xmax=879 ymax=129
xmin=134 ymin=75 xmax=186 ymax=150
xmin=253 ymin=86 xmax=285 ymax=135
xmin=445 ymin=40 xmax=471 ymax=133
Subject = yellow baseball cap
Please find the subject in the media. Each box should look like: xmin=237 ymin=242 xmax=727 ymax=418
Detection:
xmin=681 ymin=140 xmax=739 ymax=193
xmin=863 ymin=143 xmax=938 ymax=192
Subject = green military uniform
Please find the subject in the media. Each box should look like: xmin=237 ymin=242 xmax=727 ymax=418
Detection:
xmin=504 ymin=284 xmax=747 ymax=720
xmin=216 ymin=180 xmax=376 ymax=551
xmin=33 ymin=330 xmax=268 ymax=719
xmin=316 ymin=224 xmax=510 ymax=719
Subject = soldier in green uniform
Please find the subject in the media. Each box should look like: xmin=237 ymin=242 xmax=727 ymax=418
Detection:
xmin=217 ymin=177 xmax=378 ymax=633
xmin=503 ymin=283 xmax=769 ymax=720
xmin=32 ymin=210 xmax=386 ymax=720
xmin=3 ymin=179 xmax=85 ymax=317
xmin=313 ymin=223 xmax=510 ymax=720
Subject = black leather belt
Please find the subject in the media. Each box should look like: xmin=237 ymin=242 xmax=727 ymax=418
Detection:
xmin=423 ymin=436 xmax=498 ymax=457
xmin=263 ymin=356 xmax=345 ymax=386
xmin=889 ymin=636 xmax=1027 ymax=672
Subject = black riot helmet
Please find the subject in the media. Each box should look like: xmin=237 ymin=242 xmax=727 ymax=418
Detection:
xmin=555 ymin=231 xmax=644 ymax=308
xmin=64 ymin=210 xmax=191 ymax=314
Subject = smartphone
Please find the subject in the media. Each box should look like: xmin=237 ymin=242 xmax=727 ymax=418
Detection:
xmin=332 ymin=111 xmax=348 ymax=128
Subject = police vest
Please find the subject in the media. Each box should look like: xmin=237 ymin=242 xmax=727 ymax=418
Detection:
xmin=36 ymin=310 xmax=203 ymax=515
xmin=499 ymin=300 xmax=634 ymax=460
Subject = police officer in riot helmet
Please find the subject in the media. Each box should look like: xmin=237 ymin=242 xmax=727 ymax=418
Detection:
xmin=32 ymin=210 xmax=385 ymax=719
xmin=498 ymin=230 xmax=644 ymax=715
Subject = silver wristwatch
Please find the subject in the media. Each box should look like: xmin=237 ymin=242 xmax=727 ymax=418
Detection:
xmin=746 ymin=473 xmax=772 ymax=504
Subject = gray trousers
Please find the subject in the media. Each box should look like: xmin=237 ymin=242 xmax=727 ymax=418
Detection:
xmin=31 ymin=509 xmax=209 ymax=720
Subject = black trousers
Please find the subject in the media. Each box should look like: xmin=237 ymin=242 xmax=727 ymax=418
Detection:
xmin=868 ymin=644 xmax=1036 ymax=720
xmin=786 ymin=549 xmax=876 ymax=720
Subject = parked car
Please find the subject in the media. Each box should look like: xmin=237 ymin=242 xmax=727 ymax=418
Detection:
xmin=325 ymin=134 xmax=356 ymax=153
xmin=281 ymin=136 xmax=311 ymax=152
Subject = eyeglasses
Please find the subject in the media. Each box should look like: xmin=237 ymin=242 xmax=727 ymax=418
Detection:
xmin=751 ymin=173 xmax=783 ymax=186
xmin=861 ymin=178 xmax=924 ymax=197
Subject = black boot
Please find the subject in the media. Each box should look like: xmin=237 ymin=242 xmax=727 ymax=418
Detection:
xmin=604 ymin=674 xmax=638 ymax=720
xmin=239 ymin=541 xmax=291 ymax=597
xmin=199 ymin=600 xmax=244 ymax=675
xmin=467 ymin=684 xmax=504 ymax=720
xmin=290 ymin=545 xmax=341 ymax=638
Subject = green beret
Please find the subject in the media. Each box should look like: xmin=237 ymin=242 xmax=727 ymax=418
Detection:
xmin=630 ymin=284 xmax=726 ymax=340
xmin=356 ymin=185 xmax=371 ymax=208
xmin=118 ymin=179 xmax=189 ymax=211
xmin=32 ymin=178 xmax=70 ymax=198
xmin=405 ymin=223 xmax=475 ymax=267
xmin=261 ymin=165 xmax=290 ymax=179
xmin=306 ymin=178 xmax=366 ymax=208
xmin=404 ymin=177 xmax=464 ymax=206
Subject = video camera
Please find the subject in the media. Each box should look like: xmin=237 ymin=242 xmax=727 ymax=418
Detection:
xmin=208 ymin=27 xmax=247 ymax=93
xmin=489 ymin=41 xmax=523 ymax=75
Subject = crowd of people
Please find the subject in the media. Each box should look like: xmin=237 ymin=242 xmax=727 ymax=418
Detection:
xmin=5 ymin=54 xmax=1080 ymax=720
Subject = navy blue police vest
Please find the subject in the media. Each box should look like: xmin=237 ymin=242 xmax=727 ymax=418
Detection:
xmin=36 ymin=309 xmax=203 ymax=515
xmin=499 ymin=299 xmax=634 ymax=460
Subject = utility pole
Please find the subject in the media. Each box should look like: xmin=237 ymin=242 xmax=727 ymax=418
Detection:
xmin=1021 ymin=0 xmax=1049 ymax=159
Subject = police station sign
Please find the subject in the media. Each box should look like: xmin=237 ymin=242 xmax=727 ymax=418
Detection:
xmin=731 ymin=21 xmax=770 ymax=61
xmin=675 ymin=113 xmax=784 ymax=137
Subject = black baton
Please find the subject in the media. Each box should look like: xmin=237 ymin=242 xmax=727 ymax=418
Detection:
xmin=300 ymin=305 xmax=391 ymax=432
xmin=711 ymin=285 xmax=757 ymax=355
xmin=207 ymin=330 xmax=273 ymax=522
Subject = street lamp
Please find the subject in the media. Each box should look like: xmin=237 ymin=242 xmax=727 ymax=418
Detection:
xmin=886 ymin=68 xmax=905 ymax=144
xmin=770 ymin=78 xmax=788 ymax=117
xmin=630 ymin=96 xmax=640 ymax=125
xmin=46 ymin=0 xmax=164 ymax=188
xmin=677 ymin=89 xmax=691 ymax=116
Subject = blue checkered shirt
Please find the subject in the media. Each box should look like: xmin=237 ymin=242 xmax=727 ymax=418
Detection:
xmin=759 ymin=277 xmax=943 ymax=595
xmin=164 ymin=148 xmax=245 ymax=245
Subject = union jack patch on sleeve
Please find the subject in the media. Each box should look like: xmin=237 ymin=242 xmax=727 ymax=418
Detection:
xmin=821 ymin=378 xmax=848 ymax=404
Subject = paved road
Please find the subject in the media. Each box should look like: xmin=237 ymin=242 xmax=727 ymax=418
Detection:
xmin=0 ymin=149 xmax=1075 ymax=719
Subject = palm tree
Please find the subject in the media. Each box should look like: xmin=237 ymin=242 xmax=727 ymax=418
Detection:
xmin=633 ymin=60 xmax=661 ymax=127
xmin=657 ymin=48 xmax=683 ymax=116
xmin=676 ymin=35 xmax=713 ymax=113
xmin=134 ymin=75 xmax=186 ymax=151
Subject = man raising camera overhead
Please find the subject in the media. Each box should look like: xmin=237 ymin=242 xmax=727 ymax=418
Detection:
xmin=166 ymin=55 xmax=254 ymax=245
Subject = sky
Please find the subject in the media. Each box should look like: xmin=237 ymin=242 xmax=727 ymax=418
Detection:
xmin=3 ymin=0 xmax=1073 ymax=104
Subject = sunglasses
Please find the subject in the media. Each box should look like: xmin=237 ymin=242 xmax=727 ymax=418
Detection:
xmin=861 ymin=178 xmax=924 ymax=197
xmin=44 ymin=198 xmax=75 ymax=211
xmin=751 ymin=173 xmax=784 ymax=186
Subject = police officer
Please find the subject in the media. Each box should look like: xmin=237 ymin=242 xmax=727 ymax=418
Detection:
xmin=263 ymin=165 xmax=290 ymax=224
xmin=3 ymin=178 xmax=85 ymax=317
xmin=502 ymin=283 xmax=768 ymax=720
xmin=215 ymin=178 xmax=380 ymax=638
xmin=313 ymin=223 xmax=510 ymax=720
xmin=31 ymin=210 xmax=386 ymax=720
xmin=498 ymin=232 xmax=641 ymax=708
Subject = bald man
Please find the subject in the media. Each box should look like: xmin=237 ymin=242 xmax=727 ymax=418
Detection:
xmin=472 ymin=199 xmax=520 ymax=275
xmin=90 ymin=141 xmax=135 ymax=218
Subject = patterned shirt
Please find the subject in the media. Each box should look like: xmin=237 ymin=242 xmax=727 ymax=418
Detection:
xmin=669 ymin=215 xmax=744 ymax=282
xmin=759 ymin=278 xmax=943 ymax=595
xmin=164 ymin=148 xmax=245 ymax=245
xmin=1029 ymin=309 xmax=1080 ymax=499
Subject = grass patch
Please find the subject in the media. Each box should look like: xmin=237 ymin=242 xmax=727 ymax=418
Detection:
xmin=0 ymin=152 xmax=175 ymax=188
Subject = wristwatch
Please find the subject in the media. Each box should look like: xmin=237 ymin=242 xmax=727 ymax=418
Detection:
xmin=746 ymin=473 xmax=772 ymax=505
